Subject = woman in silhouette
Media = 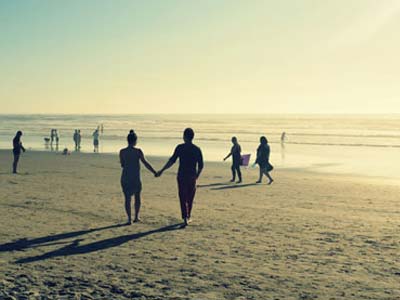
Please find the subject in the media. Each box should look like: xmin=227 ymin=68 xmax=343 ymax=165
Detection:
xmin=119 ymin=130 xmax=156 ymax=224
xmin=255 ymin=136 xmax=274 ymax=184
xmin=13 ymin=131 xmax=26 ymax=174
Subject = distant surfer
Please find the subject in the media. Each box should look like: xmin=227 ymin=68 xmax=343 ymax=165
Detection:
xmin=223 ymin=136 xmax=242 ymax=183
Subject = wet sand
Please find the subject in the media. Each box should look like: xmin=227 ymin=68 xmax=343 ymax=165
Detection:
xmin=0 ymin=150 xmax=399 ymax=299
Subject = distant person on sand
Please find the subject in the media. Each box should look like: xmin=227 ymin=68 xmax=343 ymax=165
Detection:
xmin=73 ymin=130 xmax=79 ymax=151
xmin=93 ymin=129 xmax=99 ymax=153
xmin=223 ymin=136 xmax=242 ymax=183
xmin=281 ymin=132 xmax=286 ymax=146
xmin=255 ymin=136 xmax=274 ymax=185
xmin=120 ymin=130 xmax=157 ymax=224
xmin=50 ymin=129 xmax=55 ymax=145
xmin=156 ymin=128 xmax=204 ymax=227
xmin=55 ymin=130 xmax=59 ymax=146
xmin=77 ymin=130 xmax=82 ymax=149
xmin=280 ymin=131 xmax=286 ymax=162
xmin=12 ymin=131 xmax=26 ymax=174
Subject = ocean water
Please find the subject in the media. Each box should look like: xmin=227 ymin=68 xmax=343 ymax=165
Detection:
xmin=1 ymin=114 xmax=400 ymax=181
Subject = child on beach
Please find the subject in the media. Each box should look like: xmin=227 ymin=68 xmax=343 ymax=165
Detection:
xmin=119 ymin=130 xmax=157 ymax=224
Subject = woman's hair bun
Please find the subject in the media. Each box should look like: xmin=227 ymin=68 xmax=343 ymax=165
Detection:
xmin=127 ymin=129 xmax=137 ymax=144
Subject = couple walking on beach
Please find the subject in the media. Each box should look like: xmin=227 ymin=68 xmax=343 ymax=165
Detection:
xmin=119 ymin=128 xmax=203 ymax=227
xmin=224 ymin=136 xmax=274 ymax=185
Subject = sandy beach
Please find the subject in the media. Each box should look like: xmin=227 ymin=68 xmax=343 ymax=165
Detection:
xmin=1 ymin=150 xmax=400 ymax=299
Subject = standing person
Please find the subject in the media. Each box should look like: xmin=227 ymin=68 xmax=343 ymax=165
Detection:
xmin=12 ymin=131 xmax=26 ymax=174
xmin=73 ymin=130 xmax=79 ymax=151
xmin=50 ymin=129 xmax=55 ymax=145
xmin=50 ymin=129 xmax=56 ymax=151
xmin=55 ymin=129 xmax=59 ymax=151
xmin=223 ymin=136 xmax=242 ymax=183
xmin=120 ymin=130 xmax=157 ymax=224
xmin=280 ymin=131 xmax=287 ymax=163
xmin=280 ymin=132 xmax=286 ymax=145
xmin=156 ymin=128 xmax=204 ymax=227
xmin=93 ymin=129 xmax=99 ymax=153
xmin=255 ymin=136 xmax=274 ymax=185
xmin=77 ymin=130 xmax=82 ymax=150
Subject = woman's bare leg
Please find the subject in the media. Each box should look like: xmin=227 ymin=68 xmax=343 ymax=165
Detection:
xmin=265 ymin=171 xmax=274 ymax=184
xmin=256 ymin=166 xmax=262 ymax=183
xmin=124 ymin=193 xmax=132 ymax=224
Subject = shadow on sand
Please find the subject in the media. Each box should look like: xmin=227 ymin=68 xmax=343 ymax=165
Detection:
xmin=211 ymin=183 xmax=261 ymax=190
xmin=0 ymin=224 xmax=123 ymax=253
xmin=197 ymin=182 xmax=229 ymax=188
xmin=14 ymin=223 xmax=183 ymax=264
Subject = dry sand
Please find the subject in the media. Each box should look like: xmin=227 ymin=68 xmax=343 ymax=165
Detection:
xmin=0 ymin=150 xmax=400 ymax=300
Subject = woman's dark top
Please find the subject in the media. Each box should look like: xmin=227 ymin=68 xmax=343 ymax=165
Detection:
xmin=119 ymin=147 xmax=142 ymax=195
xmin=256 ymin=144 xmax=270 ymax=168
xmin=169 ymin=143 xmax=203 ymax=178
xmin=13 ymin=137 xmax=25 ymax=155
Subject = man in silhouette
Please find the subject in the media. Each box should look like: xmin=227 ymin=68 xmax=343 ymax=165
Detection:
xmin=156 ymin=128 xmax=203 ymax=227
xmin=223 ymin=136 xmax=242 ymax=183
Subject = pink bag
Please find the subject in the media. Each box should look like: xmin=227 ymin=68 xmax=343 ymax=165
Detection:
xmin=240 ymin=154 xmax=251 ymax=166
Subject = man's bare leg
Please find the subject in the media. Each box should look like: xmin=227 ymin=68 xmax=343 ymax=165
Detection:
xmin=133 ymin=192 xmax=141 ymax=222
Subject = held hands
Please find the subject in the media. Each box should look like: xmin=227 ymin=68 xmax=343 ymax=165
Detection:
xmin=155 ymin=170 xmax=163 ymax=178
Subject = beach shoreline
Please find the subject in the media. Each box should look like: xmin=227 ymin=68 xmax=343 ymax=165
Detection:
xmin=1 ymin=149 xmax=399 ymax=186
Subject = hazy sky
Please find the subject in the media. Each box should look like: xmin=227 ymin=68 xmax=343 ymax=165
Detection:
xmin=1 ymin=0 xmax=400 ymax=114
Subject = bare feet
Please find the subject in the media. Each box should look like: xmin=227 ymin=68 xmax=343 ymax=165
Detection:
xmin=183 ymin=218 xmax=189 ymax=226
xmin=187 ymin=218 xmax=193 ymax=224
